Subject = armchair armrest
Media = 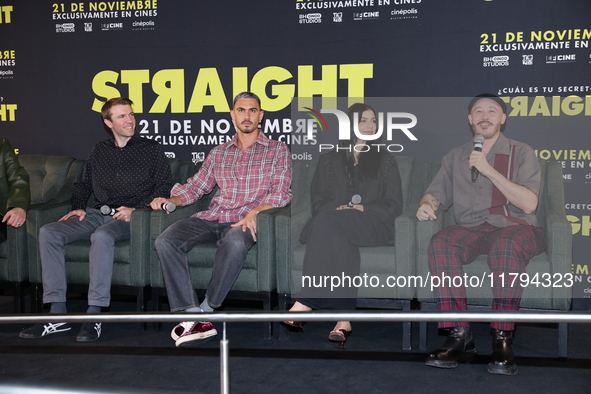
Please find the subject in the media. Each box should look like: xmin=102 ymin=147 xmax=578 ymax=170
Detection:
xmin=544 ymin=213 xmax=573 ymax=275
xmin=128 ymin=208 xmax=152 ymax=286
xmin=5 ymin=224 xmax=28 ymax=282
xmin=274 ymin=206 xmax=291 ymax=294
xmin=394 ymin=212 xmax=418 ymax=299
xmin=253 ymin=208 xmax=279 ymax=292
xmin=542 ymin=160 xmax=573 ymax=310
xmin=544 ymin=212 xmax=573 ymax=310
xmin=415 ymin=213 xmax=444 ymax=301
xmin=149 ymin=205 xmax=199 ymax=287
xmin=26 ymin=202 xmax=73 ymax=283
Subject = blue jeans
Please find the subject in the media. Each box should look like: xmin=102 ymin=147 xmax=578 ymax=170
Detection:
xmin=40 ymin=208 xmax=131 ymax=307
xmin=154 ymin=217 xmax=255 ymax=311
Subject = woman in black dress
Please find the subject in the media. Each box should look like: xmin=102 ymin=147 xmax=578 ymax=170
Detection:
xmin=285 ymin=103 xmax=403 ymax=344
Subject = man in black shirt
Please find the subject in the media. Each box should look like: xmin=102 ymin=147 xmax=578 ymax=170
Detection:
xmin=20 ymin=97 xmax=173 ymax=342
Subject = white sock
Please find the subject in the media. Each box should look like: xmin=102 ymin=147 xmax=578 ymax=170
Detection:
xmin=200 ymin=298 xmax=214 ymax=313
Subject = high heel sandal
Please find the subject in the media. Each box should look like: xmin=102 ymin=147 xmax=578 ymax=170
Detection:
xmin=329 ymin=328 xmax=351 ymax=349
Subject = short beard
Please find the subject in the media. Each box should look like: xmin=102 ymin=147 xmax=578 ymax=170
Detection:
xmin=238 ymin=124 xmax=257 ymax=134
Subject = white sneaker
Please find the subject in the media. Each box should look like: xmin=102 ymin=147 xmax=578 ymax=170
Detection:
xmin=19 ymin=322 xmax=72 ymax=339
xmin=172 ymin=321 xmax=217 ymax=348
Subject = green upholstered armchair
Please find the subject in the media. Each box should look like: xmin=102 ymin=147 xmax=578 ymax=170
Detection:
xmin=149 ymin=163 xmax=280 ymax=339
xmin=275 ymin=156 xmax=429 ymax=349
xmin=28 ymin=158 xmax=194 ymax=314
xmin=0 ymin=155 xmax=82 ymax=313
xmin=416 ymin=159 xmax=573 ymax=358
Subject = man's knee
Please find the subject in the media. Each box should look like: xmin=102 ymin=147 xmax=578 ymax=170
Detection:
xmin=428 ymin=230 xmax=451 ymax=253
xmin=39 ymin=223 xmax=63 ymax=246
xmin=219 ymin=227 xmax=253 ymax=252
xmin=155 ymin=231 xmax=174 ymax=252
xmin=491 ymin=229 xmax=527 ymax=256
xmin=90 ymin=228 xmax=116 ymax=247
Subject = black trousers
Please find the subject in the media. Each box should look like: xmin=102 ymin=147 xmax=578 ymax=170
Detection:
xmin=296 ymin=209 xmax=390 ymax=311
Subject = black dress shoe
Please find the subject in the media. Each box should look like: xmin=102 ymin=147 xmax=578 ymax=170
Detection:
xmin=76 ymin=322 xmax=102 ymax=342
xmin=488 ymin=329 xmax=517 ymax=375
xmin=280 ymin=321 xmax=304 ymax=332
xmin=425 ymin=327 xmax=477 ymax=368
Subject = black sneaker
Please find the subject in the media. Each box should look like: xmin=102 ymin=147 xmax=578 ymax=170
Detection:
xmin=76 ymin=322 xmax=102 ymax=342
xmin=19 ymin=322 xmax=72 ymax=339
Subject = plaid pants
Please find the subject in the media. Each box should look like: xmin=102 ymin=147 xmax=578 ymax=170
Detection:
xmin=428 ymin=223 xmax=545 ymax=330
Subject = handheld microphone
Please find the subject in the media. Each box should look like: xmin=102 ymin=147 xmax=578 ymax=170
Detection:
xmin=100 ymin=205 xmax=116 ymax=216
xmin=348 ymin=194 xmax=362 ymax=207
xmin=471 ymin=135 xmax=485 ymax=183
xmin=161 ymin=202 xmax=176 ymax=213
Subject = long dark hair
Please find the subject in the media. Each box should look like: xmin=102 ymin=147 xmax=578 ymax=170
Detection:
xmin=337 ymin=103 xmax=385 ymax=188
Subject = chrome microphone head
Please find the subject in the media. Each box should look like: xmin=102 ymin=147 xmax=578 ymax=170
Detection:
xmin=474 ymin=135 xmax=485 ymax=145
xmin=100 ymin=205 xmax=113 ymax=215
xmin=163 ymin=202 xmax=176 ymax=212
xmin=348 ymin=194 xmax=362 ymax=207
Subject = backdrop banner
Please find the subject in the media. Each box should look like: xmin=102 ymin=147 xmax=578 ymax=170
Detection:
xmin=1 ymin=0 xmax=590 ymax=306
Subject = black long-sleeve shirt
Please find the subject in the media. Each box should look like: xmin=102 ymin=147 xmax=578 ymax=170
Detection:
xmin=71 ymin=134 xmax=173 ymax=210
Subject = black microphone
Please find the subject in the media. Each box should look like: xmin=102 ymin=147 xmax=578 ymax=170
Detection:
xmin=161 ymin=202 xmax=176 ymax=212
xmin=100 ymin=205 xmax=116 ymax=216
xmin=348 ymin=194 xmax=362 ymax=207
xmin=471 ymin=135 xmax=485 ymax=183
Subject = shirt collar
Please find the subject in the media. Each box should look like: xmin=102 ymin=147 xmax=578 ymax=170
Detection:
xmin=109 ymin=133 xmax=140 ymax=148
xmin=462 ymin=132 xmax=510 ymax=160
xmin=229 ymin=130 xmax=269 ymax=149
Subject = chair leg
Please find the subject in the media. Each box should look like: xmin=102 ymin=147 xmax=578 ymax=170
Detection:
xmin=262 ymin=294 xmax=272 ymax=340
xmin=418 ymin=302 xmax=434 ymax=351
xmin=136 ymin=287 xmax=147 ymax=331
xmin=136 ymin=287 xmax=145 ymax=313
xmin=419 ymin=321 xmax=428 ymax=351
xmin=13 ymin=282 xmax=25 ymax=313
xmin=558 ymin=322 xmax=568 ymax=359
xmin=278 ymin=294 xmax=289 ymax=340
xmin=402 ymin=300 xmax=411 ymax=350
xmin=31 ymin=283 xmax=43 ymax=313
xmin=152 ymin=287 xmax=162 ymax=331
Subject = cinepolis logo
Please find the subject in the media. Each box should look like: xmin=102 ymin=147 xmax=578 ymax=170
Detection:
xmin=302 ymin=108 xmax=418 ymax=153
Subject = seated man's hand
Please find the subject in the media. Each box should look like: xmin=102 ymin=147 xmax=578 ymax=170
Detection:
xmin=416 ymin=203 xmax=437 ymax=221
xmin=60 ymin=209 xmax=87 ymax=221
xmin=336 ymin=204 xmax=364 ymax=211
xmin=3 ymin=207 xmax=26 ymax=228
xmin=113 ymin=206 xmax=135 ymax=222
xmin=149 ymin=196 xmax=180 ymax=214
xmin=149 ymin=197 xmax=170 ymax=211
xmin=231 ymin=210 xmax=259 ymax=241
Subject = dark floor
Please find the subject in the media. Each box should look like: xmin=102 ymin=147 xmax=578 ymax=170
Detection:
xmin=0 ymin=294 xmax=589 ymax=393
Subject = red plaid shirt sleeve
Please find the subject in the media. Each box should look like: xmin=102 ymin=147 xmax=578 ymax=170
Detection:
xmin=172 ymin=132 xmax=292 ymax=223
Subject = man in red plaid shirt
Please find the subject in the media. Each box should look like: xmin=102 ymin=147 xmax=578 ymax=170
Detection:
xmin=416 ymin=94 xmax=545 ymax=375
xmin=152 ymin=92 xmax=292 ymax=348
